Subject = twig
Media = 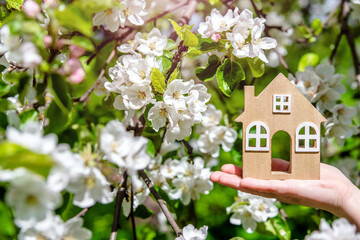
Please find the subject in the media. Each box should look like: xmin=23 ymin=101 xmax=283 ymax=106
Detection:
xmin=87 ymin=28 xmax=133 ymax=65
xmin=110 ymin=171 xmax=129 ymax=240
xmin=130 ymin=185 xmax=137 ymax=240
xmin=155 ymin=127 xmax=168 ymax=155
xmin=323 ymin=0 xmax=342 ymax=28
xmin=70 ymin=207 xmax=91 ymax=220
xmin=166 ymin=41 xmax=188 ymax=83
xmin=328 ymin=0 xmax=360 ymax=89
xmin=138 ymin=170 xmax=183 ymax=237
xmin=181 ymin=140 xmax=194 ymax=161
xmin=145 ymin=1 xmax=189 ymax=26
xmin=79 ymin=47 xmax=116 ymax=106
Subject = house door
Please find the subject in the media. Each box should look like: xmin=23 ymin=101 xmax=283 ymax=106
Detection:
xmin=271 ymin=131 xmax=291 ymax=173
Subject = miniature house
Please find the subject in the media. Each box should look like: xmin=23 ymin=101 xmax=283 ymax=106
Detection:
xmin=235 ymin=73 xmax=326 ymax=180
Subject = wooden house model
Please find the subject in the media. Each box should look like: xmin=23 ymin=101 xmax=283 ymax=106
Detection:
xmin=235 ymin=73 xmax=326 ymax=180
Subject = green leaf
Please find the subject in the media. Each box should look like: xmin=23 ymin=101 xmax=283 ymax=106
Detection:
xmin=246 ymin=57 xmax=265 ymax=78
xmin=0 ymin=142 xmax=53 ymax=177
xmin=0 ymin=201 xmax=16 ymax=237
xmin=55 ymin=4 xmax=93 ymax=37
xmin=186 ymin=47 xmax=203 ymax=58
xmin=160 ymin=56 xmax=172 ymax=74
xmin=311 ymin=18 xmax=323 ymax=36
xmin=298 ymin=25 xmax=312 ymax=39
xmin=6 ymin=0 xmax=24 ymax=10
xmin=146 ymin=139 xmax=156 ymax=158
xmin=198 ymin=37 xmax=226 ymax=52
xmin=71 ymin=36 xmax=95 ymax=51
xmin=19 ymin=109 xmax=38 ymax=127
xmin=216 ymin=59 xmax=245 ymax=97
xmin=164 ymin=39 xmax=176 ymax=51
xmin=270 ymin=216 xmax=291 ymax=240
xmin=134 ymin=205 xmax=154 ymax=219
xmin=169 ymin=68 xmax=180 ymax=83
xmin=229 ymin=238 xmax=245 ymax=240
xmin=151 ymin=68 xmax=166 ymax=94
xmin=169 ymin=19 xmax=198 ymax=47
xmin=45 ymin=74 xmax=72 ymax=134
xmin=195 ymin=54 xmax=221 ymax=81
xmin=298 ymin=53 xmax=319 ymax=71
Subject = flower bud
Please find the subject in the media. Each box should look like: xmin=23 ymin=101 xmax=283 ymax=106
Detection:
xmin=23 ymin=0 xmax=41 ymax=18
xmin=69 ymin=44 xmax=86 ymax=58
xmin=43 ymin=35 xmax=52 ymax=48
xmin=211 ymin=33 xmax=221 ymax=42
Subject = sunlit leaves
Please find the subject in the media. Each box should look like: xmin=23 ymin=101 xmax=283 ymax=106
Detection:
xmin=150 ymin=68 xmax=166 ymax=94
xmin=196 ymin=54 xmax=221 ymax=81
xmin=298 ymin=53 xmax=319 ymax=71
xmin=169 ymin=19 xmax=198 ymax=47
xmin=216 ymin=59 xmax=245 ymax=97
xmin=246 ymin=57 xmax=265 ymax=78
xmin=0 ymin=142 xmax=53 ymax=177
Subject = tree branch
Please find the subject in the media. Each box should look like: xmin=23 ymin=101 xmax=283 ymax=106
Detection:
xmin=145 ymin=1 xmax=189 ymax=26
xmin=79 ymin=47 xmax=116 ymax=106
xmin=181 ymin=140 xmax=194 ymax=161
xmin=110 ymin=171 xmax=129 ymax=240
xmin=130 ymin=185 xmax=137 ymax=240
xmin=138 ymin=169 xmax=183 ymax=237
xmin=166 ymin=41 xmax=188 ymax=83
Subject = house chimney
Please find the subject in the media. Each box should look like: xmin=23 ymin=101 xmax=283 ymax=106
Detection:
xmin=244 ymin=86 xmax=255 ymax=110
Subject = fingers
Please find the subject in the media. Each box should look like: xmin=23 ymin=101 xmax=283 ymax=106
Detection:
xmin=210 ymin=171 xmax=278 ymax=199
xmin=221 ymin=164 xmax=242 ymax=176
xmin=210 ymin=171 xmax=241 ymax=189
xmin=271 ymin=158 xmax=290 ymax=172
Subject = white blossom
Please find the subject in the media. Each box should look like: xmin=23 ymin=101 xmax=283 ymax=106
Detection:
xmin=176 ymin=224 xmax=208 ymax=240
xmin=5 ymin=169 xmax=62 ymax=226
xmin=168 ymin=157 xmax=213 ymax=205
xmin=305 ymin=218 xmax=360 ymax=240
xmin=67 ymin=166 xmax=114 ymax=208
xmin=198 ymin=8 xmax=239 ymax=38
xmin=93 ymin=8 xmax=124 ymax=32
xmin=122 ymin=179 xmax=150 ymax=217
xmin=227 ymin=191 xmax=279 ymax=233
xmin=331 ymin=157 xmax=359 ymax=183
xmin=6 ymin=121 xmax=57 ymax=154
xmin=47 ymin=144 xmax=86 ymax=192
xmin=137 ymin=28 xmax=167 ymax=56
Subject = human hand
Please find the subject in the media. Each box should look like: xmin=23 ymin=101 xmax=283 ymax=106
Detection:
xmin=210 ymin=158 xmax=360 ymax=229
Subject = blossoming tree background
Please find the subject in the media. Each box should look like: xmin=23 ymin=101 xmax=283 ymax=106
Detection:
xmin=0 ymin=0 xmax=359 ymax=239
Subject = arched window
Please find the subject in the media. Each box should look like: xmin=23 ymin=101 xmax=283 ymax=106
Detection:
xmin=295 ymin=122 xmax=320 ymax=152
xmin=245 ymin=121 xmax=270 ymax=151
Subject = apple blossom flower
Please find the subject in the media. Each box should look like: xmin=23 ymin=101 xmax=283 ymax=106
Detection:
xmin=168 ymin=157 xmax=213 ymax=205
xmin=175 ymin=224 xmax=208 ymax=240
xmin=92 ymin=8 xmax=123 ymax=32
xmin=137 ymin=28 xmax=167 ymax=56
xmin=6 ymin=121 xmax=57 ymax=154
xmin=47 ymin=144 xmax=86 ymax=192
xmin=198 ymin=8 xmax=239 ymax=38
xmin=5 ymin=169 xmax=62 ymax=226
xmin=67 ymin=166 xmax=114 ymax=208
xmin=122 ymin=179 xmax=150 ymax=217
xmin=305 ymin=218 xmax=360 ymax=240
xmin=227 ymin=191 xmax=279 ymax=233
xmin=6 ymin=41 xmax=43 ymax=68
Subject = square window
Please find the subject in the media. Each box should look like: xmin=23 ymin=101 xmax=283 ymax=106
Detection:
xmin=309 ymin=139 xmax=317 ymax=148
xmin=260 ymin=138 xmax=267 ymax=147
xmin=298 ymin=139 xmax=305 ymax=148
xmin=273 ymin=94 xmax=291 ymax=113
xmin=249 ymin=138 xmax=256 ymax=147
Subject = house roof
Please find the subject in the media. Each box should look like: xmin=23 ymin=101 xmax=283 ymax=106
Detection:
xmin=235 ymin=73 xmax=327 ymax=123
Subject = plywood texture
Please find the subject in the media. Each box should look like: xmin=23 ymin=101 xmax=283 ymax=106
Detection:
xmin=235 ymin=73 xmax=326 ymax=180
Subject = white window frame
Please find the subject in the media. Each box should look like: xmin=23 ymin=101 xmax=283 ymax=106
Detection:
xmin=295 ymin=122 xmax=320 ymax=152
xmin=273 ymin=94 xmax=291 ymax=113
xmin=245 ymin=121 xmax=270 ymax=151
